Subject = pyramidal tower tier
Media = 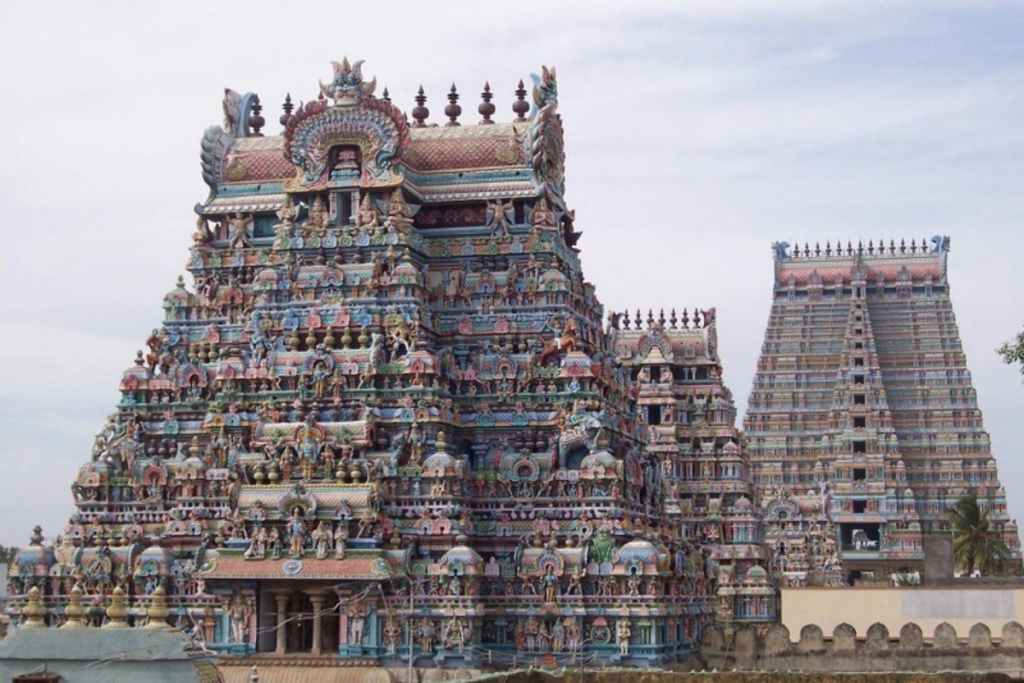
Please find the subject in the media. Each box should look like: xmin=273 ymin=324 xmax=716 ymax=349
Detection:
xmin=6 ymin=60 xmax=755 ymax=667
xmin=744 ymin=238 xmax=1021 ymax=585
xmin=612 ymin=309 xmax=774 ymax=626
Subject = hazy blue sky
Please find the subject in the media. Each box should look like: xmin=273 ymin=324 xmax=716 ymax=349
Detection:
xmin=0 ymin=1 xmax=1022 ymax=546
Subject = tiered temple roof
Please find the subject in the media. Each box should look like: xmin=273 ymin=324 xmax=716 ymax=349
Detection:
xmin=612 ymin=308 xmax=774 ymax=624
xmin=6 ymin=59 xmax=1017 ymax=668
xmin=6 ymin=59 xmax=746 ymax=667
xmin=744 ymin=238 xmax=1020 ymax=585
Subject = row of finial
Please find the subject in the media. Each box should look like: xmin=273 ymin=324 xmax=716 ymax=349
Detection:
xmin=788 ymin=238 xmax=934 ymax=259
xmin=274 ymin=81 xmax=533 ymax=130
xmin=612 ymin=308 xmax=711 ymax=330
xmin=19 ymin=584 xmax=171 ymax=630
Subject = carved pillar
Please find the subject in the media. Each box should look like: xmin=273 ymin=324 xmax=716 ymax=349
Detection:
xmin=273 ymin=591 xmax=290 ymax=655
xmin=307 ymin=590 xmax=327 ymax=655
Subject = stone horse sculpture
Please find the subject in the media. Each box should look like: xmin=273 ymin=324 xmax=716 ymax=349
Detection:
xmin=538 ymin=318 xmax=578 ymax=366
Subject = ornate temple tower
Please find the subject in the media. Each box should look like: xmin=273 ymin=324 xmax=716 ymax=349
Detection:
xmin=744 ymin=238 xmax=1021 ymax=585
xmin=7 ymin=60 xmax=714 ymax=666
xmin=612 ymin=309 xmax=773 ymax=631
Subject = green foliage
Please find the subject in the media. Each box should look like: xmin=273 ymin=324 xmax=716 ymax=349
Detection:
xmin=0 ymin=545 xmax=19 ymax=564
xmin=997 ymin=327 xmax=1024 ymax=375
xmin=946 ymin=493 xmax=1012 ymax=576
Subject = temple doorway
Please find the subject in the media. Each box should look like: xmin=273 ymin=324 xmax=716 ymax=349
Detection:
xmin=270 ymin=587 xmax=340 ymax=655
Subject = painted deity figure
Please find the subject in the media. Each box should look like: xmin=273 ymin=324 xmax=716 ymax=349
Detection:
xmin=382 ymin=610 xmax=402 ymax=655
xmin=312 ymin=521 xmax=332 ymax=559
xmin=334 ymin=522 xmax=349 ymax=559
xmin=551 ymin=618 xmax=566 ymax=653
xmin=287 ymin=509 xmax=308 ymax=557
xmin=542 ymin=565 xmax=559 ymax=603
xmin=485 ymin=198 xmax=514 ymax=238
xmin=589 ymin=526 xmax=617 ymax=565
xmin=356 ymin=193 xmax=380 ymax=228
xmin=229 ymin=594 xmax=251 ymax=644
xmin=565 ymin=569 xmax=583 ymax=596
xmin=273 ymin=197 xmax=296 ymax=246
xmin=564 ymin=617 xmax=582 ymax=654
xmin=244 ymin=526 xmax=267 ymax=559
xmin=298 ymin=414 xmax=322 ymax=466
xmin=529 ymin=197 xmax=555 ymax=229
xmin=617 ymin=619 xmax=632 ymax=657
xmin=387 ymin=188 xmax=409 ymax=221
xmin=349 ymin=602 xmax=366 ymax=646
xmin=193 ymin=215 xmax=213 ymax=245
xmin=268 ymin=528 xmax=283 ymax=559
xmin=55 ymin=536 xmax=76 ymax=570
xmin=305 ymin=196 xmax=329 ymax=234
xmin=442 ymin=616 xmax=466 ymax=651
xmin=417 ymin=617 xmax=435 ymax=654
xmin=407 ymin=422 xmax=425 ymax=466
xmin=227 ymin=213 xmax=252 ymax=249
xmin=524 ymin=616 xmax=539 ymax=652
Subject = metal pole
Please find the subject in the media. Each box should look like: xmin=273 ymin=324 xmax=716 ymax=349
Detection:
xmin=579 ymin=637 xmax=586 ymax=683
xmin=407 ymin=582 xmax=414 ymax=683
xmin=578 ymin=637 xmax=590 ymax=683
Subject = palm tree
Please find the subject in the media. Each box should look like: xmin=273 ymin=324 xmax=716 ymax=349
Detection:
xmin=947 ymin=493 xmax=1011 ymax=576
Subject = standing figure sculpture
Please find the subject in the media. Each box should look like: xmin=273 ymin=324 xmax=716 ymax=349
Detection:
xmin=287 ymin=509 xmax=308 ymax=557
xmin=617 ymin=619 xmax=632 ymax=657
xmin=542 ymin=565 xmax=559 ymax=603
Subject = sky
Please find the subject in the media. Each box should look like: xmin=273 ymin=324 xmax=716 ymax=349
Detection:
xmin=0 ymin=0 xmax=1022 ymax=548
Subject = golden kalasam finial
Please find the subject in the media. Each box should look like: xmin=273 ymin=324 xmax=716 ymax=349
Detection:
xmin=21 ymin=586 xmax=48 ymax=629
xmin=103 ymin=586 xmax=130 ymax=629
xmin=60 ymin=583 xmax=88 ymax=629
xmin=144 ymin=584 xmax=171 ymax=629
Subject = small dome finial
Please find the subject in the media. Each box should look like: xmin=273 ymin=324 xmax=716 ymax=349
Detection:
xmin=513 ymin=79 xmax=529 ymax=121
xmin=61 ymin=583 xmax=88 ymax=629
xmin=249 ymin=95 xmax=265 ymax=137
xmin=412 ymin=86 xmax=429 ymax=127
xmin=104 ymin=586 xmax=130 ymax=629
xmin=145 ymin=584 xmax=171 ymax=629
xmin=279 ymin=93 xmax=293 ymax=127
xmin=21 ymin=586 xmax=48 ymax=629
xmin=478 ymin=82 xmax=495 ymax=124
xmin=445 ymin=83 xmax=462 ymax=126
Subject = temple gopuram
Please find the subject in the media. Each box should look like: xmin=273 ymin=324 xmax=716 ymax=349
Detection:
xmin=5 ymin=59 xmax=1018 ymax=669
xmin=744 ymin=239 xmax=1021 ymax=586
xmin=611 ymin=310 xmax=773 ymax=626
xmin=6 ymin=60 xmax=772 ymax=667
